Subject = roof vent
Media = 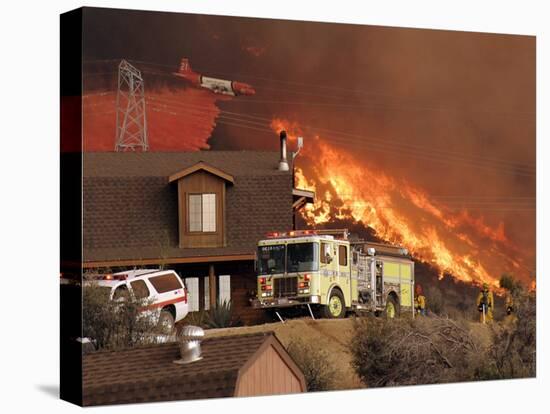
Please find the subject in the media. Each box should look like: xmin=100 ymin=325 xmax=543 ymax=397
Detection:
xmin=174 ymin=325 xmax=205 ymax=365
xmin=278 ymin=130 xmax=289 ymax=171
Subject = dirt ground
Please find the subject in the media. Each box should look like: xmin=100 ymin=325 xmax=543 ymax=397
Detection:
xmin=205 ymin=317 xmax=364 ymax=390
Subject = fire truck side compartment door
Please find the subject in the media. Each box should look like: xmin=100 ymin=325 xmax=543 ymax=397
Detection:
xmin=399 ymin=263 xmax=413 ymax=307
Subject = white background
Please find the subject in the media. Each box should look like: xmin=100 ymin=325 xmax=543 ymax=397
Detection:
xmin=0 ymin=0 xmax=548 ymax=412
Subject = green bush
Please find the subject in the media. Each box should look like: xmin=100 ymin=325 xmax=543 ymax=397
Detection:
xmin=82 ymin=282 xmax=159 ymax=351
xmin=286 ymin=336 xmax=336 ymax=392
xmin=204 ymin=299 xmax=241 ymax=329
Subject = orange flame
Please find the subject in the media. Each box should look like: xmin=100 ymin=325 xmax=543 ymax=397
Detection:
xmin=283 ymin=119 xmax=529 ymax=288
xmin=270 ymin=118 xmax=303 ymax=142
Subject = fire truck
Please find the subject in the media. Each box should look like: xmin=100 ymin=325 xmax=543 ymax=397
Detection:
xmin=252 ymin=229 xmax=415 ymax=319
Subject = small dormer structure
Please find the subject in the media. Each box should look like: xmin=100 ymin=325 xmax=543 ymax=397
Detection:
xmin=168 ymin=161 xmax=234 ymax=249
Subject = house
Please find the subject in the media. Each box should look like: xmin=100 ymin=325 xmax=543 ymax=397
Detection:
xmin=82 ymin=146 xmax=314 ymax=323
xmin=82 ymin=332 xmax=307 ymax=405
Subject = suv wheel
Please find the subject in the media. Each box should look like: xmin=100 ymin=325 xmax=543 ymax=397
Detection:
xmin=158 ymin=309 xmax=175 ymax=334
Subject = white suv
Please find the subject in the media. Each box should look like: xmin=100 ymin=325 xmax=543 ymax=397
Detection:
xmin=87 ymin=269 xmax=189 ymax=333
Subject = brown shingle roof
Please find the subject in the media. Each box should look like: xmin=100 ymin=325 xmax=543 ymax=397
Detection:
xmin=82 ymin=332 xmax=296 ymax=406
xmin=83 ymin=151 xmax=287 ymax=178
xmin=83 ymin=151 xmax=294 ymax=264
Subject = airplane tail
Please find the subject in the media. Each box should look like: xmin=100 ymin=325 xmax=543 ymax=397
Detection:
xmin=178 ymin=58 xmax=192 ymax=74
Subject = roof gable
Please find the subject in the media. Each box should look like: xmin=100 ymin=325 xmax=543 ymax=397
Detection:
xmin=168 ymin=161 xmax=235 ymax=184
xmin=82 ymin=332 xmax=300 ymax=405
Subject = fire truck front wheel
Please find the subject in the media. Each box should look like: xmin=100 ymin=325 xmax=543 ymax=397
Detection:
xmin=322 ymin=289 xmax=346 ymax=319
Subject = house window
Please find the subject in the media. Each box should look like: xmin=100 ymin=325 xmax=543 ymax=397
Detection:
xmin=188 ymin=193 xmax=216 ymax=232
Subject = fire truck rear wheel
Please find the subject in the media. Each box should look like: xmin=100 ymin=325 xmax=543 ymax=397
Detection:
xmin=323 ymin=289 xmax=346 ymax=319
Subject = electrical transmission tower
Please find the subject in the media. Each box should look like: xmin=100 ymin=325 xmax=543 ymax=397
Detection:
xmin=114 ymin=59 xmax=149 ymax=151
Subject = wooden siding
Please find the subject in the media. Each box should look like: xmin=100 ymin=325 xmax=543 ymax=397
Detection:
xmin=235 ymin=344 xmax=304 ymax=397
xmin=231 ymin=276 xmax=268 ymax=325
xmin=178 ymin=170 xmax=226 ymax=248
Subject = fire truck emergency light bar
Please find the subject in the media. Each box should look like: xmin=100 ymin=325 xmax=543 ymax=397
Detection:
xmin=265 ymin=229 xmax=349 ymax=239
xmin=265 ymin=230 xmax=317 ymax=238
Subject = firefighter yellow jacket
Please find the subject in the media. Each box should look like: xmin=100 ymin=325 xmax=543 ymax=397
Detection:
xmin=477 ymin=290 xmax=494 ymax=309
xmin=415 ymin=295 xmax=426 ymax=310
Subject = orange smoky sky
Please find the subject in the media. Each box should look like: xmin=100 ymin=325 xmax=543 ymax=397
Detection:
xmin=80 ymin=9 xmax=535 ymax=284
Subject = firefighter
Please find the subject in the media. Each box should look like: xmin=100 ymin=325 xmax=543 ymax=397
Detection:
xmin=504 ymin=291 xmax=518 ymax=324
xmin=477 ymin=283 xmax=494 ymax=323
xmin=505 ymin=291 xmax=514 ymax=315
xmin=414 ymin=283 xmax=427 ymax=316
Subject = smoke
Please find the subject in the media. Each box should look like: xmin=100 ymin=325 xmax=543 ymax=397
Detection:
xmin=80 ymin=9 xmax=536 ymax=283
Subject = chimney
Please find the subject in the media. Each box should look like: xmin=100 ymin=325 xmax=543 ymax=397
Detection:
xmin=278 ymin=130 xmax=289 ymax=171
xmin=173 ymin=325 xmax=205 ymax=365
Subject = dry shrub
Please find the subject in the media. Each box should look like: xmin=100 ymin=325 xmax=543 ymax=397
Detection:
xmin=286 ymin=336 xmax=337 ymax=392
xmin=350 ymin=315 xmax=486 ymax=387
xmin=182 ymin=310 xmax=208 ymax=328
xmin=477 ymin=290 xmax=536 ymax=380
xmin=83 ymin=282 xmax=160 ymax=351
xmin=426 ymin=285 xmax=445 ymax=315
xmin=350 ymin=293 xmax=536 ymax=388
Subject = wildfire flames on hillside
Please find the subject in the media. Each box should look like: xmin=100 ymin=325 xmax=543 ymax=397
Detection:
xmin=271 ymin=119 xmax=529 ymax=288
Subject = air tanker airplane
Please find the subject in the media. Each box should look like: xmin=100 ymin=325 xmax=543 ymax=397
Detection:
xmin=173 ymin=58 xmax=256 ymax=96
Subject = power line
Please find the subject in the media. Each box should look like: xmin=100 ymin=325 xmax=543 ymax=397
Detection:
xmin=144 ymin=94 xmax=535 ymax=171
xmin=145 ymin=102 xmax=534 ymax=176
xmin=130 ymin=60 xmax=535 ymax=117
xmin=143 ymin=96 xmax=535 ymax=176
xmin=123 ymin=58 xmax=535 ymax=118
xmin=82 ymin=58 xmax=535 ymax=119
xmin=81 ymin=75 xmax=535 ymax=176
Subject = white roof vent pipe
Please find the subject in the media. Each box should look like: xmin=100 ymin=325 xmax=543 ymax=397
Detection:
xmin=278 ymin=130 xmax=289 ymax=171
xmin=293 ymin=136 xmax=303 ymax=160
xmin=174 ymin=325 xmax=205 ymax=365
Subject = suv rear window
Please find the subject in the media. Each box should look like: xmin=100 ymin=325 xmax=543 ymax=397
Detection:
xmin=149 ymin=273 xmax=182 ymax=293
xmin=130 ymin=280 xmax=150 ymax=299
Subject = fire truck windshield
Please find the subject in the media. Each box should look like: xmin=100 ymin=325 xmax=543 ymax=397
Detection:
xmin=258 ymin=244 xmax=285 ymax=275
xmin=257 ymin=243 xmax=319 ymax=275
xmin=287 ymin=242 xmax=319 ymax=273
